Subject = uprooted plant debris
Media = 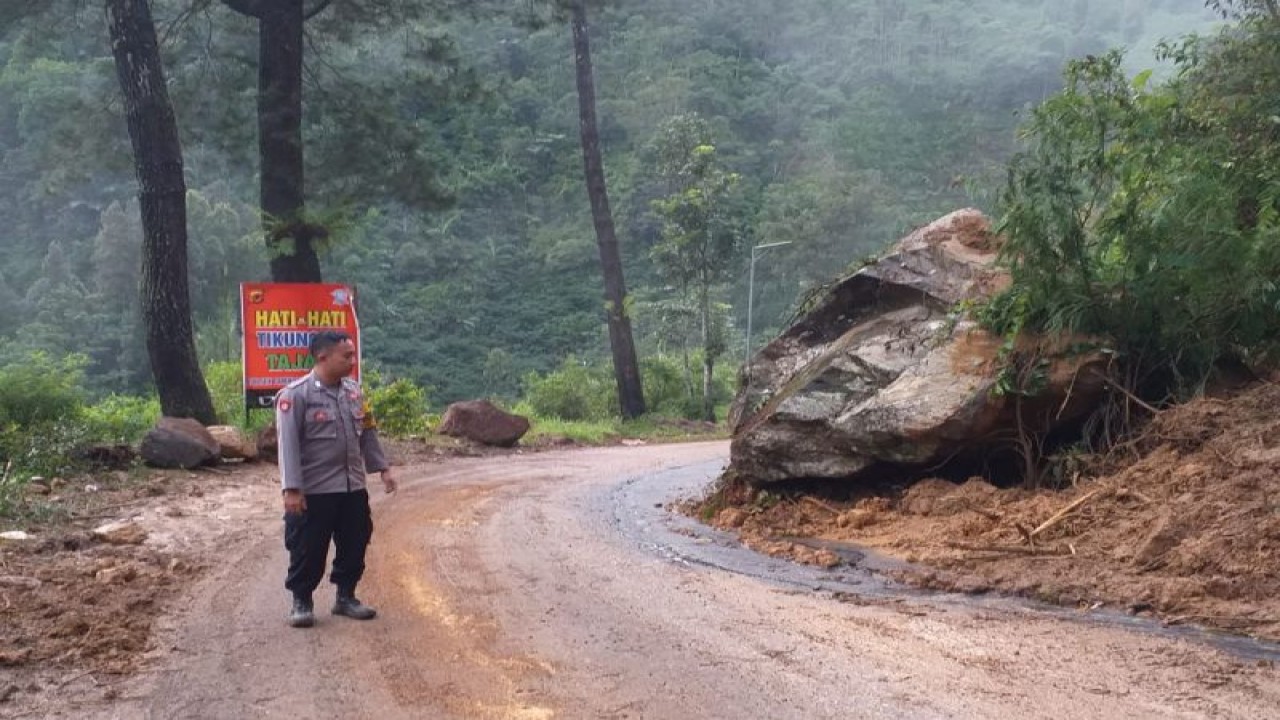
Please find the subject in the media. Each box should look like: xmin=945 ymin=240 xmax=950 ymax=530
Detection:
xmin=696 ymin=382 xmax=1280 ymax=640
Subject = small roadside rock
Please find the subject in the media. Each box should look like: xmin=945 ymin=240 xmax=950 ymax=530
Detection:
xmin=0 ymin=648 xmax=32 ymax=667
xmin=836 ymin=509 xmax=878 ymax=530
xmin=95 ymin=564 xmax=139 ymax=585
xmin=92 ymin=521 xmax=148 ymax=546
xmin=0 ymin=576 xmax=42 ymax=589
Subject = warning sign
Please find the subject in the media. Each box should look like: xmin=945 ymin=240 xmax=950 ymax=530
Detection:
xmin=240 ymin=283 xmax=361 ymax=408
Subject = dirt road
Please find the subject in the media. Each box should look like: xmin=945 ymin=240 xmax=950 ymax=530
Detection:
xmin=76 ymin=442 xmax=1279 ymax=719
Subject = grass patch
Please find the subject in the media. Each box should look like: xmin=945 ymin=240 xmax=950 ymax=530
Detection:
xmin=525 ymin=416 xmax=622 ymax=445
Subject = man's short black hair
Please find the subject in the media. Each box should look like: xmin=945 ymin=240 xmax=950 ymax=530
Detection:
xmin=309 ymin=330 xmax=353 ymax=358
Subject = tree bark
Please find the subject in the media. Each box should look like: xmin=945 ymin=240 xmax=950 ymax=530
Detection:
xmin=259 ymin=0 xmax=319 ymax=281
xmin=220 ymin=0 xmax=320 ymax=281
xmin=699 ymin=285 xmax=715 ymax=422
xmin=571 ymin=0 xmax=646 ymax=419
xmin=106 ymin=0 xmax=217 ymax=423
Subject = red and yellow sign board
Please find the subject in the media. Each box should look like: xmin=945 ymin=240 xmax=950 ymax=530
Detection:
xmin=240 ymin=283 xmax=361 ymax=408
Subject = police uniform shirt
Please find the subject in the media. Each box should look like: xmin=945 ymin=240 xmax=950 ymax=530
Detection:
xmin=275 ymin=372 xmax=389 ymax=494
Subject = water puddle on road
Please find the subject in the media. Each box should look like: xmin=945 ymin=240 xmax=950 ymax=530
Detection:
xmin=606 ymin=459 xmax=1280 ymax=664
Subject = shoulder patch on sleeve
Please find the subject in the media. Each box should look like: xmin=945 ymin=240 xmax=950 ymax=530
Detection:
xmin=277 ymin=397 xmax=293 ymax=413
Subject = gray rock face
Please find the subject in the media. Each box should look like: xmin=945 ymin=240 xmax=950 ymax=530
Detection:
xmin=729 ymin=209 xmax=1105 ymax=484
xmin=438 ymin=400 xmax=531 ymax=447
xmin=140 ymin=417 xmax=221 ymax=469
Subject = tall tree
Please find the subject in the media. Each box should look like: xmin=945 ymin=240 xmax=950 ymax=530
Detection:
xmin=570 ymin=0 xmax=645 ymax=418
xmin=651 ymin=114 xmax=748 ymax=422
xmin=106 ymin=0 xmax=217 ymax=423
xmin=220 ymin=0 xmax=319 ymax=281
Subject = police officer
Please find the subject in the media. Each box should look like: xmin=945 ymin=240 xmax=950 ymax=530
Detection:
xmin=275 ymin=330 xmax=397 ymax=628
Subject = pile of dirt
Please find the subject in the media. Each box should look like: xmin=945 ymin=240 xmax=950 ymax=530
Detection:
xmin=703 ymin=382 xmax=1280 ymax=640
xmin=0 ymin=537 xmax=196 ymax=677
xmin=0 ymin=464 xmax=274 ymax=712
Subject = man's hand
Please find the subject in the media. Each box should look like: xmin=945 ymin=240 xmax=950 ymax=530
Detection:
xmin=283 ymin=488 xmax=306 ymax=515
xmin=381 ymin=468 xmax=397 ymax=495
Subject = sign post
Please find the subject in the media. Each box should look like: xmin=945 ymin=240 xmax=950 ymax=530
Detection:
xmin=240 ymin=283 xmax=362 ymax=411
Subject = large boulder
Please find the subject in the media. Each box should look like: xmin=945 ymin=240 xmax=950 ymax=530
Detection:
xmin=729 ymin=209 xmax=1107 ymax=485
xmin=207 ymin=425 xmax=259 ymax=461
xmin=140 ymin=417 xmax=221 ymax=469
xmin=438 ymin=400 xmax=530 ymax=447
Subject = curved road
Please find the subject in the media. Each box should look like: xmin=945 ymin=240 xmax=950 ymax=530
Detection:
xmin=98 ymin=442 xmax=1279 ymax=719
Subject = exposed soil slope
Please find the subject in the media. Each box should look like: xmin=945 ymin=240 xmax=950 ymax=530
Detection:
xmin=707 ymin=383 xmax=1280 ymax=640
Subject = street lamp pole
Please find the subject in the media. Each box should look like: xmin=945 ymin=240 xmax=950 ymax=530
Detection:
xmin=745 ymin=241 xmax=792 ymax=370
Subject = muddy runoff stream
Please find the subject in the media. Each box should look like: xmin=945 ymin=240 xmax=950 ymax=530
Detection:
xmin=614 ymin=459 xmax=1280 ymax=664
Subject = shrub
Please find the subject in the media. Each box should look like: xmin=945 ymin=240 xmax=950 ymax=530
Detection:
xmin=366 ymin=374 xmax=431 ymax=437
xmin=519 ymin=354 xmax=740 ymax=422
xmin=81 ymin=394 xmax=161 ymax=444
xmin=640 ymin=354 xmax=736 ymax=420
xmin=0 ymin=352 xmax=86 ymax=428
xmin=521 ymin=358 xmax=616 ymax=421
xmin=204 ymin=360 xmax=249 ymax=427
xmin=991 ymin=49 xmax=1280 ymax=393
xmin=0 ymin=353 xmax=93 ymax=501
xmin=0 ymin=419 xmax=94 ymax=478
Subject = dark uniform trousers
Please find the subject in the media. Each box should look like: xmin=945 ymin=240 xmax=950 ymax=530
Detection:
xmin=284 ymin=489 xmax=373 ymax=598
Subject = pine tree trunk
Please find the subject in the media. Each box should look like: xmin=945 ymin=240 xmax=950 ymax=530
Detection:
xmin=682 ymin=341 xmax=695 ymax=404
xmin=259 ymin=0 xmax=319 ymax=282
xmin=699 ymin=286 xmax=715 ymax=423
xmin=106 ymin=0 xmax=217 ymax=424
xmin=571 ymin=0 xmax=646 ymax=419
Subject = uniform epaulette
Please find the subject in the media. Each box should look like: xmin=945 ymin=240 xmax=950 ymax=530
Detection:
xmin=276 ymin=375 xmax=309 ymax=402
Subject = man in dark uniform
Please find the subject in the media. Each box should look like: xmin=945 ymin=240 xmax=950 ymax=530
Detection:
xmin=275 ymin=330 xmax=397 ymax=628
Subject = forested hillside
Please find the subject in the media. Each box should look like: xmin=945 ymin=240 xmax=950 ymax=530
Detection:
xmin=0 ymin=0 xmax=1216 ymax=403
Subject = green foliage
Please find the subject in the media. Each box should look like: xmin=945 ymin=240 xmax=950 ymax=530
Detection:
xmin=519 ymin=413 xmax=620 ymax=445
xmin=520 ymin=357 xmax=616 ymax=421
xmin=0 ymin=418 xmax=93 ymax=483
xmin=0 ymin=351 xmax=85 ymax=428
xmin=366 ymin=374 xmax=432 ymax=438
xmin=481 ymin=348 xmax=520 ymax=401
xmin=80 ymin=394 xmax=160 ymax=444
xmin=989 ymin=34 xmax=1280 ymax=393
xmin=519 ymin=353 xmax=735 ymax=422
xmin=640 ymin=354 xmax=734 ymax=418
xmin=0 ymin=1 xmax=1222 ymax=408
xmin=0 ymin=353 xmax=95 ymax=512
xmin=518 ymin=410 xmax=728 ymax=446
xmin=648 ymin=113 xmax=750 ymax=419
xmin=649 ymin=114 xmax=748 ymax=293
xmin=202 ymin=361 xmax=251 ymax=429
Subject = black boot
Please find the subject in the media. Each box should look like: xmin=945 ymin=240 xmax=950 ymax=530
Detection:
xmin=288 ymin=594 xmax=315 ymax=628
xmin=332 ymin=588 xmax=377 ymax=620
